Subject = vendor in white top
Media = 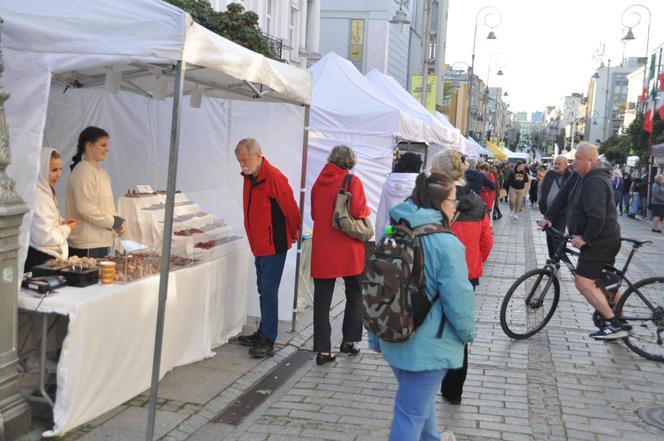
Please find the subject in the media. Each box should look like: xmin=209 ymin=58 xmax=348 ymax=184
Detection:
xmin=25 ymin=148 xmax=79 ymax=272
xmin=66 ymin=126 xmax=125 ymax=258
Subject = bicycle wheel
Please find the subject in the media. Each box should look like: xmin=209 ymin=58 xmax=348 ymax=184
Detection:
xmin=615 ymin=277 xmax=664 ymax=362
xmin=500 ymin=268 xmax=560 ymax=339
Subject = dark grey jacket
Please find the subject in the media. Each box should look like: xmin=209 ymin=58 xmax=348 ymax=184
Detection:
xmin=539 ymin=169 xmax=572 ymax=215
xmin=546 ymin=166 xmax=620 ymax=246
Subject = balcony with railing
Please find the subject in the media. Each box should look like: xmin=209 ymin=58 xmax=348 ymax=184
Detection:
xmin=262 ymin=32 xmax=283 ymax=61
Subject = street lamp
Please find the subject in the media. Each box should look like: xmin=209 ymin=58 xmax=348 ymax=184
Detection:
xmin=484 ymin=52 xmax=507 ymax=144
xmin=389 ymin=0 xmax=411 ymax=26
xmin=603 ymin=59 xmax=612 ymax=141
xmin=466 ymin=5 xmax=502 ymax=137
xmin=389 ymin=0 xmax=436 ymax=109
xmin=621 ymin=4 xmax=651 ymax=113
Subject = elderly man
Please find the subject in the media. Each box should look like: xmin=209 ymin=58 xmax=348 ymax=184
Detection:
xmin=235 ymin=138 xmax=301 ymax=357
xmin=539 ymin=155 xmax=574 ymax=258
xmin=538 ymin=143 xmax=627 ymax=340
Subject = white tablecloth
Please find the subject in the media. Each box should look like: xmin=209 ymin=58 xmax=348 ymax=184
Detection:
xmin=18 ymin=250 xmax=252 ymax=436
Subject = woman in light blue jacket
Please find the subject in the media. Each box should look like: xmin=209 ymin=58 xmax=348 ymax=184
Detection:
xmin=368 ymin=171 xmax=476 ymax=441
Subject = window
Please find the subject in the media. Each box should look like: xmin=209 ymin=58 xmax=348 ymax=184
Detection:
xmin=266 ymin=0 xmax=273 ymax=34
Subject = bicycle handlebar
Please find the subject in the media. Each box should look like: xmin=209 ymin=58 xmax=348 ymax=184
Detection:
xmin=540 ymin=224 xmax=569 ymax=241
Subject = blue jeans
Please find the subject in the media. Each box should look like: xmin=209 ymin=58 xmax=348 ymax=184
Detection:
xmin=622 ymin=193 xmax=630 ymax=214
xmin=631 ymin=194 xmax=640 ymax=215
xmin=389 ymin=367 xmax=447 ymax=441
xmin=254 ymin=252 xmax=287 ymax=343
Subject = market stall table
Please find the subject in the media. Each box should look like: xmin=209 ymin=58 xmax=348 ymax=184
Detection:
xmin=18 ymin=251 xmax=252 ymax=436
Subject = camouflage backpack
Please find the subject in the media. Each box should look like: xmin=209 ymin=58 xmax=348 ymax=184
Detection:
xmin=362 ymin=222 xmax=450 ymax=343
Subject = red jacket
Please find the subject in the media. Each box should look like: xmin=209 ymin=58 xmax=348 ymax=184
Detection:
xmin=480 ymin=172 xmax=496 ymax=211
xmin=311 ymin=163 xmax=371 ymax=278
xmin=451 ymin=187 xmax=493 ymax=280
xmin=242 ymin=158 xmax=301 ymax=257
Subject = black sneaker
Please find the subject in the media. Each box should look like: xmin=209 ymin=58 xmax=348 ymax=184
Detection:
xmin=589 ymin=322 xmax=629 ymax=340
xmin=248 ymin=336 xmax=274 ymax=358
xmin=237 ymin=331 xmax=261 ymax=347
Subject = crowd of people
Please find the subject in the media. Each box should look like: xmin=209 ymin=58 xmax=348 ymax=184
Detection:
xmin=234 ymin=140 xmax=662 ymax=440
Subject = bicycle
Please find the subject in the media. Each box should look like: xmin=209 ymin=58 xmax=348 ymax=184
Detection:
xmin=499 ymin=226 xmax=664 ymax=362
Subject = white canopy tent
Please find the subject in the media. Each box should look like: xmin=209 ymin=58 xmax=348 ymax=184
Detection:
xmin=433 ymin=111 xmax=480 ymax=157
xmin=365 ymin=69 xmax=459 ymax=147
xmin=1 ymin=0 xmax=311 ymax=437
xmin=305 ymin=52 xmax=430 ymax=229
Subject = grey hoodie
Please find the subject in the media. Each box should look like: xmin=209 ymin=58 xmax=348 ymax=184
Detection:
xmin=566 ymin=164 xmax=620 ymax=246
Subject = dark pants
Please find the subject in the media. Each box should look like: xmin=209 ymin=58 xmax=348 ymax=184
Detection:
xmin=313 ymin=275 xmax=363 ymax=353
xmin=546 ymin=217 xmax=567 ymax=259
xmin=68 ymin=246 xmax=110 ymax=259
xmin=441 ymin=282 xmax=476 ymax=400
xmin=441 ymin=340 xmax=469 ymax=400
xmin=254 ymin=252 xmax=287 ymax=343
xmin=24 ymin=246 xmax=55 ymax=273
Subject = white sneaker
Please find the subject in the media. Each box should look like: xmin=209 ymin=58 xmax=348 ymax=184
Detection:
xmin=514 ymin=214 xmax=519 ymax=220
xmin=441 ymin=432 xmax=457 ymax=441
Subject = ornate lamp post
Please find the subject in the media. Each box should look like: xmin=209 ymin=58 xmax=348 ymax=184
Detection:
xmin=621 ymin=3 xmax=651 ymax=114
xmin=466 ymin=5 xmax=501 ymax=137
xmin=0 ymin=17 xmax=32 ymax=441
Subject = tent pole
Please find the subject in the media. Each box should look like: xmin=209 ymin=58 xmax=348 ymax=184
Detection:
xmin=146 ymin=60 xmax=185 ymax=441
xmin=291 ymin=105 xmax=311 ymax=333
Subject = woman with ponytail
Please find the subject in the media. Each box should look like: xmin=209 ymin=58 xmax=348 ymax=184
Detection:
xmin=66 ymin=126 xmax=124 ymax=258
xmin=368 ymin=172 xmax=475 ymax=441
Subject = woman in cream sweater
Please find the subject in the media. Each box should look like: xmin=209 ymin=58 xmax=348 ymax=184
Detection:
xmin=66 ymin=126 xmax=124 ymax=258
xmin=25 ymin=148 xmax=78 ymax=272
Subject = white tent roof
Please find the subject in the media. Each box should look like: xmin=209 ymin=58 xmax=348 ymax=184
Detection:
xmin=308 ymin=53 xmax=427 ymax=142
xmin=365 ymin=69 xmax=457 ymax=146
xmin=0 ymin=0 xmax=311 ymax=105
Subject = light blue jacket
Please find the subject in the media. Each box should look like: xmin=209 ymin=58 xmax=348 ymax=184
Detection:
xmin=367 ymin=199 xmax=476 ymax=371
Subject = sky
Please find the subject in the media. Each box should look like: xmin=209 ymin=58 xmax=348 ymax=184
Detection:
xmin=445 ymin=0 xmax=664 ymax=115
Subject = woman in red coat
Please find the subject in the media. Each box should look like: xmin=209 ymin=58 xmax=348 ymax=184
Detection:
xmin=311 ymin=145 xmax=371 ymax=366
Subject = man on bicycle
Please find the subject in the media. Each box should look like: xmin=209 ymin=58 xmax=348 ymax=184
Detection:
xmin=537 ymin=143 xmax=628 ymax=340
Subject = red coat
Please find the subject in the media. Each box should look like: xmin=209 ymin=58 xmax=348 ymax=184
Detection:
xmin=311 ymin=163 xmax=371 ymax=278
xmin=451 ymin=187 xmax=493 ymax=280
xmin=242 ymin=158 xmax=301 ymax=257
xmin=480 ymin=172 xmax=496 ymax=211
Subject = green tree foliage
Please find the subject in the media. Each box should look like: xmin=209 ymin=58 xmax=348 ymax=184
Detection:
xmin=164 ymin=0 xmax=279 ymax=60
xmin=599 ymin=112 xmax=664 ymax=165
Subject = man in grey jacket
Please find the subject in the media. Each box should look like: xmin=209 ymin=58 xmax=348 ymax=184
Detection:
xmin=539 ymin=155 xmax=573 ymax=258
xmin=538 ymin=143 xmax=627 ymax=340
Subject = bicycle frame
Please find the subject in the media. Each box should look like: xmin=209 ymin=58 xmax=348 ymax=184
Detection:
xmin=543 ymin=226 xmax=660 ymax=322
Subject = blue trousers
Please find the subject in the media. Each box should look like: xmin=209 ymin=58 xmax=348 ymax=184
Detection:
xmin=630 ymin=194 xmax=640 ymax=215
xmin=254 ymin=252 xmax=287 ymax=343
xmin=389 ymin=367 xmax=447 ymax=441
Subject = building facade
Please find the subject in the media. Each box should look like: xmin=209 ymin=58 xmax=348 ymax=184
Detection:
xmin=211 ymin=0 xmax=321 ymax=68
xmin=318 ymin=0 xmax=449 ymax=108
xmin=585 ymin=58 xmax=644 ymax=144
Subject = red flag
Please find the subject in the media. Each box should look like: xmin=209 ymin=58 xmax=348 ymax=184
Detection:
xmin=659 ymin=72 xmax=664 ymax=92
xmin=658 ymin=95 xmax=664 ymax=120
xmin=659 ymin=105 xmax=664 ymax=121
xmin=644 ymin=109 xmax=653 ymax=133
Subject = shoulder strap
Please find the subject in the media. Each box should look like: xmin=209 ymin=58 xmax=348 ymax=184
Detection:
xmin=413 ymin=223 xmax=450 ymax=237
xmin=340 ymin=174 xmax=353 ymax=193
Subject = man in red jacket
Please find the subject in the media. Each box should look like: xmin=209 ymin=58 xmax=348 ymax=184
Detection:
xmin=235 ymin=138 xmax=301 ymax=357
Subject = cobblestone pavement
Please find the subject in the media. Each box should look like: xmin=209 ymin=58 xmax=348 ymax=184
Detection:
xmin=183 ymin=203 xmax=664 ymax=441
xmin=42 ymin=203 xmax=664 ymax=441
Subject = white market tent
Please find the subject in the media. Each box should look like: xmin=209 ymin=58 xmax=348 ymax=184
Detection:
xmin=433 ymin=111 xmax=480 ymax=157
xmin=1 ymin=0 xmax=311 ymax=436
xmin=365 ymin=69 xmax=459 ymax=148
xmin=504 ymin=146 xmax=530 ymax=160
xmin=305 ymin=52 xmax=430 ymax=229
